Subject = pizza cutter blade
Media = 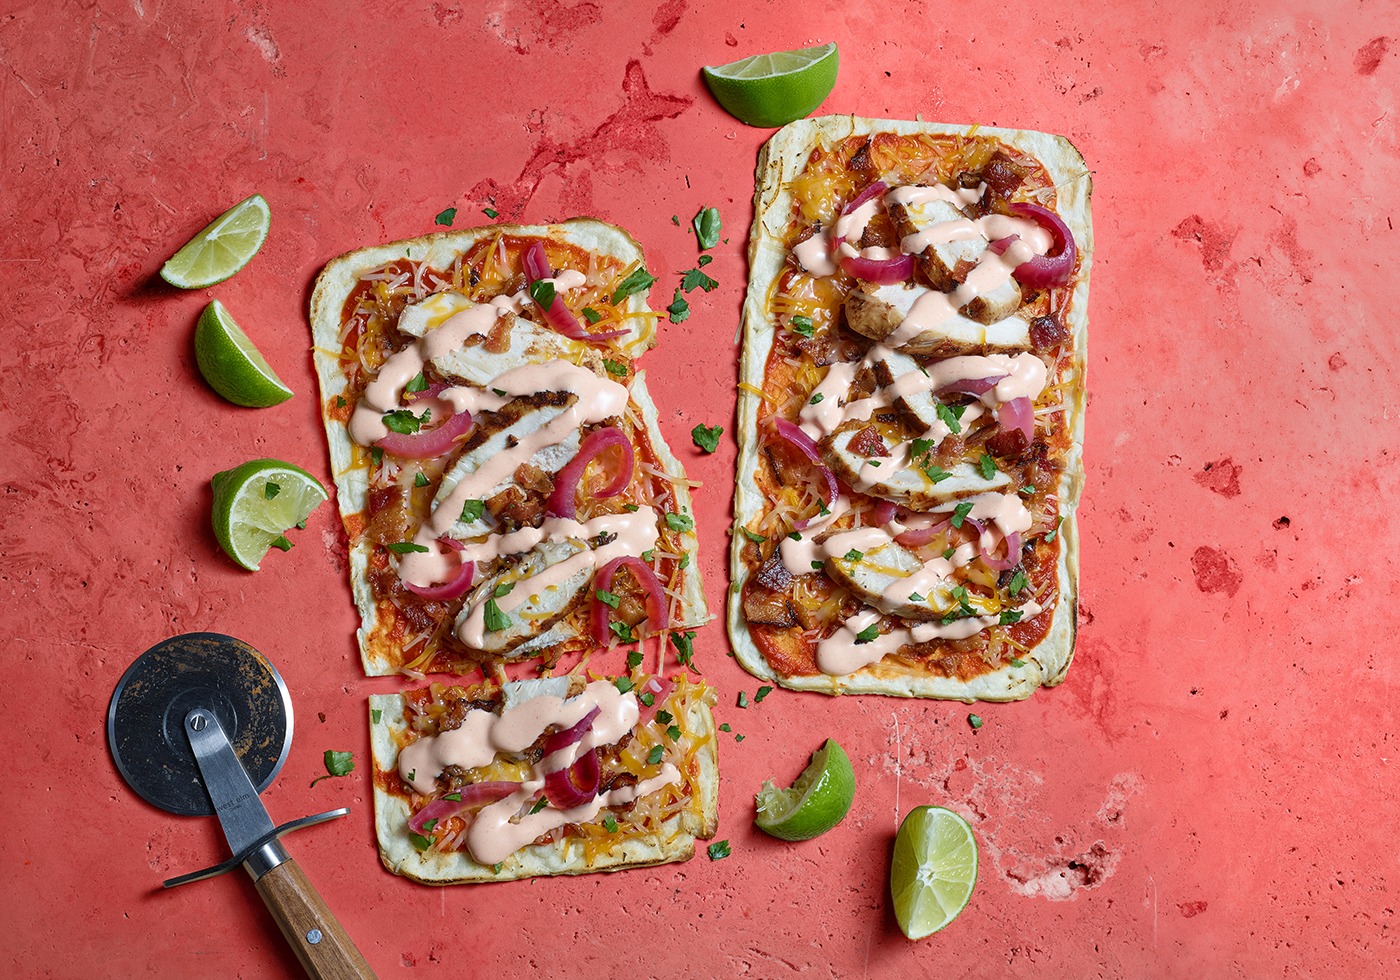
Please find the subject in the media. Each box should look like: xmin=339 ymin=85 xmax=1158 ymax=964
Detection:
xmin=107 ymin=633 xmax=375 ymax=979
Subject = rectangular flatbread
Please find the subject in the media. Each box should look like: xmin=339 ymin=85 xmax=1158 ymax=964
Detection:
xmin=369 ymin=673 xmax=719 ymax=883
xmin=309 ymin=220 xmax=707 ymax=677
xmin=729 ymin=116 xmax=1092 ymax=701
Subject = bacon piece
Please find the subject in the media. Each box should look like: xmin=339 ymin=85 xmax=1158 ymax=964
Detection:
xmin=848 ymin=425 xmax=890 ymax=458
xmin=981 ymin=151 xmax=1031 ymax=204
xmin=743 ymin=587 xmax=799 ymax=629
xmin=1029 ymin=314 xmax=1069 ymax=352
xmin=755 ymin=553 xmax=793 ymax=591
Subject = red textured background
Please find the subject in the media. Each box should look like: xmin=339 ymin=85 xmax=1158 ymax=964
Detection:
xmin=4 ymin=0 xmax=1399 ymax=976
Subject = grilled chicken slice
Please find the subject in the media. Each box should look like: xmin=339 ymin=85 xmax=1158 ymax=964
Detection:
xmin=458 ymin=538 xmax=591 ymax=656
xmin=822 ymin=539 xmax=956 ymax=621
xmin=434 ymin=394 xmax=580 ymax=538
xmin=869 ymin=347 xmax=942 ymax=434
xmin=889 ymin=195 xmax=1023 ymax=325
xmin=844 ymin=283 xmax=1030 ymax=357
xmin=824 ymin=424 xmax=1011 ymax=510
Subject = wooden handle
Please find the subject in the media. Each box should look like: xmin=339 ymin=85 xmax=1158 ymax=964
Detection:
xmin=253 ymin=858 xmax=376 ymax=979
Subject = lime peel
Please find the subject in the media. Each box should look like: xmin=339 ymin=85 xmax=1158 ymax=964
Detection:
xmin=702 ymin=42 xmax=839 ymax=128
xmin=754 ymin=737 xmax=855 ymax=841
xmin=161 ymin=193 xmax=271 ymax=288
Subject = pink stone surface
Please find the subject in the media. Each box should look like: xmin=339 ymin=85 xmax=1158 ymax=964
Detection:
xmin=4 ymin=0 xmax=1399 ymax=976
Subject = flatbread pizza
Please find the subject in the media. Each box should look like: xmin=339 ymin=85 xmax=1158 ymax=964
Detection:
xmin=309 ymin=220 xmax=707 ymax=678
xmin=370 ymin=672 xmax=719 ymax=883
xmin=730 ymin=116 xmax=1092 ymax=700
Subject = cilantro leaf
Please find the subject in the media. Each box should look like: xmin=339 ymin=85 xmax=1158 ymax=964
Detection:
xmin=610 ymin=621 xmax=636 ymax=643
xmin=968 ymin=714 xmax=984 ymax=730
xmin=737 ymin=691 xmax=749 ymax=708
xmin=978 ymin=453 xmax=998 ymax=480
xmin=434 ymin=207 xmax=456 ymax=226
xmin=483 ymin=206 xmax=499 ymax=219
xmin=707 ymin=840 xmax=731 ymax=861
xmin=680 ymin=267 xmax=718 ymax=293
xmin=665 ymin=511 xmax=694 ymax=533
xmin=460 ymin=499 xmax=485 ymax=523
xmin=264 ymin=481 xmax=280 ymax=500
xmin=405 ymin=372 xmax=429 ymax=393
xmin=647 ymin=745 xmax=665 ymax=765
xmin=596 ymin=589 xmax=622 ymax=609
xmin=791 ymin=315 xmax=814 ymax=338
xmin=310 ymin=749 xmax=354 ymax=786
xmin=493 ymin=581 xmax=515 ymax=598
xmin=843 ymin=549 xmax=864 ymax=562
xmin=614 ymin=676 xmax=635 ymax=694
xmin=626 ymin=649 xmax=644 ymax=669
xmin=603 ymin=359 xmax=627 ymax=377
xmin=741 ymin=527 xmax=765 ymax=543
xmin=603 ymin=814 xmax=618 ymax=833
xmin=671 ymin=630 xmax=696 ymax=665
xmin=754 ymin=685 xmax=773 ymax=703
xmin=691 ymin=423 xmax=723 ymax=453
xmin=809 ymin=392 xmax=824 ymax=404
xmin=950 ymin=501 xmax=975 ymax=528
xmin=382 ymin=408 xmax=428 ymax=435
xmin=667 ymin=289 xmax=690 ymax=324
xmin=483 ymin=598 xmax=511 ymax=632
xmin=414 ymin=471 xmax=429 ymax=488
xmin=530 ymin=797 xmax=548 ymax=814
xmin=693 ymin=206 xmax=722 ymax=250
xmin=612 ymin=267 xmax=657 ymax=303
xmin=409 ymin=832 xmax=435 ymax=852
xmin=581 ymin=306 xmax=602 ymax=324
xmin=935 ymin=402 xmax=965 ymax=434
xmin=1007 ymin=570 xmax=1028 ymax=596
xmin=999 ymin=609 xmax=1024 ymax=625
xmin=371 ymin=708 xmax=382 ymax=724
xmin=385 ymin=541 xmax=429 ymax=554
xmin=528 ymin=278 xmax=555 ymax=309
xmin=854 ymin=623 xmax=880 ymax=644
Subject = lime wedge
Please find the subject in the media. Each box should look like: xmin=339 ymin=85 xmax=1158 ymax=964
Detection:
xmin=210 ymin=459 xmax=327 ymax=571
xmin=754 ymin=738 xmax=855 ymax=841
xmin=890 ymin=806 xmax=978 ymax=939
xmin=194 ymin=300 xmax=293 ymax=407
xmin=702 ymin=42 xmax=839 ymax=128
xmin=161 ymin=193 xmax=270 ymax=288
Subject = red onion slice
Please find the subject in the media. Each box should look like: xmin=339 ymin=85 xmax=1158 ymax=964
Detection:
xmin=377 ymin=382 xmax=475 ymax=459
xmin=592 ymin=556 xmax=668 ymax=642
xmin=981 ymin=530 xmax=1023 ymax=572
xmin=936 ymin=375 xmax=1007 ymax=398
xmin=895 ymin=517 xmax=950 ymax=548
xmin=767 ymin=418 xmax=839 ymax=528
xmin=637 ymin=674 xmax=673 ymax=725
xmin=998 ymin=396 xmax=1034 ymax=444
xmin=523 ymin=241 xmax=628 ymax=341
xmin=1006 ymin=202 xmax=1076 ymax=288
xmin=408 ymin=781 xmax=520 ymax=834
xmin=402 ymin=538 xmax=476 ymax=600
xmin=543 ymin=705 xmax=600 ymax=756
xmin=837 ymin=249 xmax=914 ymax=284
xmin=544 ymin=747 xmax=601 ymax=809
xmin=546 ymin=426 xmax=635 ymax=519
xmin=842 ymin=180 xmax=889 ymax=216
xmin=871 ymin=499 xmax=897 ymax=526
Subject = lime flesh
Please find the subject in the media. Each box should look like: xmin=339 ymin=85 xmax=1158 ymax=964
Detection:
xmin=754 ymin=738 xmax=855 ymax=841
xmin=194 ymin=299 xmax=293 ymax=407
xmin=210 ymin=459 xmax=327 ymax=571
xmin=890 ymin=806 xmax=978 ymax=939
xmin=702 ymin=42 xmax=839 ymax=128
xmin=161 ymin=193 xmax=270 ymax=288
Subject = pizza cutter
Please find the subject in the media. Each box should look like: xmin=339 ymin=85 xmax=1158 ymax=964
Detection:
xmin=106 ymin=632 xmax=375 ymax=979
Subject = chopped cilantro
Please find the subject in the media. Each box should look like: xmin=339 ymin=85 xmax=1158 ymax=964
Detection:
xmin=680 ymin=267 xmax=718 ymax=293
xmin=405 ymin=372 xmax=429 ymax=393
xmin=639 ymin=692 xmax=655 ymax=707
xmin=1019 ymin=484 xmax=1036 ymax=496
xmin=409 ymin=832 xmax=434 ymax=852
xmin=443 ymin=792 xmax=461 ymax=802
xmin=493 ymin=582 xmax=515 ymax=598
xmin=483 ymin=598 xmax=511 ymax=632
xmin=1007 ymin=570 xmax=1028 ymax=596
xmin=1045 ymin=516 xmax=1064 ymax=543
xmin=923 ymin=465 xmax=953 ymax=484
xmin=968 ymin=714 xmax=984 ymax=730
xmin=414 ymin=471 xmax=429 ymax=488
xmin=999 ymin=610 xmax=1024 ymax=625
xmin=671 ymin=214 xmax=680 ymax=226
xmin=707 ymin=840 xmax=731 ymax=861
xmin=843 ymin=549 xmax=864 ymax=562
xmin=491 ymin=388 xmax=507 ymax=396
xmin=671 ymin=630 xmax=696 ymax=665
xmin=666 ymin=724 xmax=682 ymax=742
xmin=581 ymin=306 xmax=602 ymax=324
xmin=528 ymin=278 xmax=555 ymax=309
xmin=942 ymin=547 xmax=955 ymax=560
xmin=855 ymin=623 xmax=881 ymax=644
xmin=754 ymin=685 xmax=773 ymax=703
xmin=693 ymin=206 xmax=721 ymax=250
xmin=603 ymin=814 xmax=618 ymax=833
xmin=422 ymin=818 xmax=438 ymax=832
xmin=647 ymin=745 xmax=665 ymax=765
xmin=271 ymin=535 xmax=292 ymax=552
xmin=385 ymin=541 xmax=428 ymax=554
xmin=382 ymin=408 xmax=427 ymax=435
xmin=612 ymin=267 xmax=657 ymax=304
xmin=718 ymin=723 xmax=731 ymax=732
xmin=371 ymin=708 xmax=382 ymax=724
xmin=950 ymin=501 xmax=975 ymax=528
xmin=370 ymin=446 xmax=383 ymax=466
xmin=596 ymin=589 xmax=622 ymax=609
xmin=735 ymin=733 xmax=746 ymax=742
xmin=624 ymin=503 xmax=640 ymax=512
xmin=626 ymin=649 xmax=644 ymax=670
xmin=641 ymin=549 xmax=655 ymax=562
xmin=692 ymin=423 xmax=723 ymax=453
xmin=334 ymin=394 xmax=346 ymax=408
xmin=788 ymin=531 xmax=802 ymax=541
xmin=791 ymin=315 xmax=814 ymax=338
xmin=434 ymin=206 xmax=456 ymax=226
xmin=910 ymin=438 xmax=935 ymax=461
xmin=908 ymin=592 xmax=926 ymax=602
xmin=610 ymin=621 xmax=636 ymax=643
xmin=615 ymin=676 xmax=635 ymax=694
xmin=310 ymin=749 xmax=354 ymax=787
xmin=460 ymin=500 xmax=486 ymax=524
xmin=811 ymin=560 xmax=826 ymax=571
xmin=1010 ymin=658 xmax=1026 ymax=667
xmin=530 ymin=797 xmax=548 ymax=814
xmin=679 ymin=552 xmax=690 ymax=569
xmin=483 ymin=206 xmax=499 ymax=218
xmin=667 ymin=289 xmax=690 ymax=324
xmin=656 ymin=710 xmax=673 ymax=724
xmin=665 ymin=511 xmax=694 ymax=532
xmin=737 ymin=691 xmax=749 ymax=708
xmin=264 ymin=481 xmax=280 ymax=500
xmin=809 ymin=392 xmax=824 ymax=405
xmin=603 ymin=359 xmax=627 ymax=377
xmin=935 ymin=402 xmax=965 ymax=434
xmin=741 ymin=527 xmax=765 ymax=543
xmin=698 ymin=254 xmax=713 ymax=266
xmin=978 ymin=453 xmax=998 ymax=480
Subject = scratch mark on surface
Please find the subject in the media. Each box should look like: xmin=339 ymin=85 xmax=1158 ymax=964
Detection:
xmin=245 ymin=24 xmax=280 ymax=65
xmin=891 ymin=712 xmax=901 ymax=830
xmin=1148 ymin=874 xmax=1159 ymax=947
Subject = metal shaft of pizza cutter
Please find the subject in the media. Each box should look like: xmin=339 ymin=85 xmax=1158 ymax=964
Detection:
xmin=184 ymin=708 xmax=376 ymax=980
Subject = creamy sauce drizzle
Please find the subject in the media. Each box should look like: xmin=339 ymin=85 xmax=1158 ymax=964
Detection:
xmin=396 ymin=680 xmax=680 ymax=865
xmin=816 ymin=599 xmax=1043 ymax=676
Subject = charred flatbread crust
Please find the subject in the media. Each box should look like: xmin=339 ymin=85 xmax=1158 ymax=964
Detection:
xmin=730 ymin=116 xmax=1092 ymax=701
xmin=309 ymin=220 xmax=706 ymax=676
xmin=369 ymin=678 xmax=720 ymax=884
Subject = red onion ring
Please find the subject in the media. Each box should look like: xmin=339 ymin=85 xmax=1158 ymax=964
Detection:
xmin=998 ymin=396 xmax=1034 ymax=444
xmin=895 ymin=517 xmax=949 ymax=548
xmin=843 ymin=180 xmax=889 ymax=215
xmin=546 ymin=426 xmax=635 ymax=519
xmin=402 ymin=538 xmax=476 ymax=600
xmin=981 ymin=530 xmax=1023 ymax=572
xmin=935 ymin=375 xmax=1007 ymax=398
xmin=408 ymin=781 xmax=520 ymax=834
xmin=831 ymin=180 xmax=914 ymax=284
xmin=592 ymin=556 xmax=668 ymax=642
xmin=1005 ymin=202 xmax=1076 ymax=288
xmin=544 ymin=747 xmax=601 ymax=809
xmin=871 ymin=499 xmax=897 ymax=526
xmin=523 ymin=241 xmax=628 ymax=341
xmin=378 ymin=383 xmax=474 ymax=459
xmin=637 ymin=675 xmax=672 ymax=725
xmin=766 ymin=418 xmax=839 ymax=528
xmin=543 ymin=705 xmax=600 ymax=756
